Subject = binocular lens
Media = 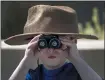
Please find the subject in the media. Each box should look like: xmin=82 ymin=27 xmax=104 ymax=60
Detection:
xmin=39 ymin=41 xmax=45 ymax=46
xmin=38 ymin=39 xmax=47 ymax=48
xmin=49 ymin=38 xmax=61 ymax=48
xmin=51 ymin=41 xmax=57 ymax=46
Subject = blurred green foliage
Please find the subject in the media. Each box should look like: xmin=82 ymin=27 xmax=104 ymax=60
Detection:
xmin=78 ymin=7 xmax=104 ymax=39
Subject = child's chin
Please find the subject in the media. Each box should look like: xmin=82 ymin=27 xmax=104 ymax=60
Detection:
xmin=45 ymin=60 xmax=61 ymax=67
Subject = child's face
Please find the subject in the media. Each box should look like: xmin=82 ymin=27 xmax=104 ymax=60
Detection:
xmin=39 ymin=35 xmax=70 ymax=69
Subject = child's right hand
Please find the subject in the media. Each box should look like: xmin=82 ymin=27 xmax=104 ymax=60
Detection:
xmin=23 ymin=34 xmax=42 ymax=69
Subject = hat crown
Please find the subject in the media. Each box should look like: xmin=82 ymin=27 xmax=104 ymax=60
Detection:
xmin=24 ymin=5 xmax=79 ymax=34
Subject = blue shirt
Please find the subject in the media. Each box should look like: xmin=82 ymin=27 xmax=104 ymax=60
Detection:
xmin=42 ymin=63 xmax=68 ymax=80
xmin=26 ymin=62 xmax=82 ymax=80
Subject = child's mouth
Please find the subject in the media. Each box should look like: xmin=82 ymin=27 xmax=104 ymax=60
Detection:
xmin=48 ymin=56 xmax=56 ymax=59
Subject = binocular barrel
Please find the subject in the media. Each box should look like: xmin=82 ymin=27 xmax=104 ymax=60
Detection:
xmin=38 ymin=35 xmax=62 ymax=49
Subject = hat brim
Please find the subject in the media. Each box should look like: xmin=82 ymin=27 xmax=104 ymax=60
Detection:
xmin=4 ymin=32 xmax=98 ymax=45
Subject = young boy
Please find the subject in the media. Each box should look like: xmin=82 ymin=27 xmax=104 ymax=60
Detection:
xmin=4 ymin=5 xmax=103 ymax=80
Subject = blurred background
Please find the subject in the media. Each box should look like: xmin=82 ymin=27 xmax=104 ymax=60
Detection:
xmin=1 ymin=1 xmax=104 ymax=80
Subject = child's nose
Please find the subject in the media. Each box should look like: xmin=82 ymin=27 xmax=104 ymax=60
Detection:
xmin=48 ymin=48 xmax=54 ymax=54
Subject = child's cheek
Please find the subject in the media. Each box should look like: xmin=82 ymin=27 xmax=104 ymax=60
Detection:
xmin=39 ymin=50 xmax=48 ymax=59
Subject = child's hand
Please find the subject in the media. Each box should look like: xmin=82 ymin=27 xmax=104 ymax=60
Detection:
xmin=23 ymin=34 xmax=42 ymax=69
xmin=59 ymin=36 xmax=81 ymax=60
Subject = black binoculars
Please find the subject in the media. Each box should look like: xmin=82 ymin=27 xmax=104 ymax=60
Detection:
xmin=38 ymin=35 xmax=62 ymax=49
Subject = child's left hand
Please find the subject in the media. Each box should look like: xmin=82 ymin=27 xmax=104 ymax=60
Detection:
xmin=59 ymin=36 xmax=81 ymax=60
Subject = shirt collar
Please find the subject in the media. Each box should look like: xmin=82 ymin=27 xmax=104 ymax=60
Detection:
xmin=42 ymin=62 xmax=68 ymax=77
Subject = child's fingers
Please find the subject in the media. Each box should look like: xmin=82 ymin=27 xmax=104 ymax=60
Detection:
xmin=27 ymin=41 xmax=40 ymax=56
xmin=28 ymin=41 xmax=38 ymax=49
xmin=61 ymin=40 xmax=72 ymax=47
xmin=59 ymin=37 xmax=77 ymax=44
xmin=59 ymin=36 xmax=72 ymax=40
xmin=29 ymin=34 xmax=42 ymax=43
xmin=60 ymin=37 xmax=73 ymax=43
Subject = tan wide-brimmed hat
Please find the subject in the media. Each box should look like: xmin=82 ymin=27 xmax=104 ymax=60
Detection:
xmin=4 ymin=5 xmax=98 ymax=45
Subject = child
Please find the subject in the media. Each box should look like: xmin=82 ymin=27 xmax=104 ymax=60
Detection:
xmin=5 ymin=5 xmax=103 ymax=80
